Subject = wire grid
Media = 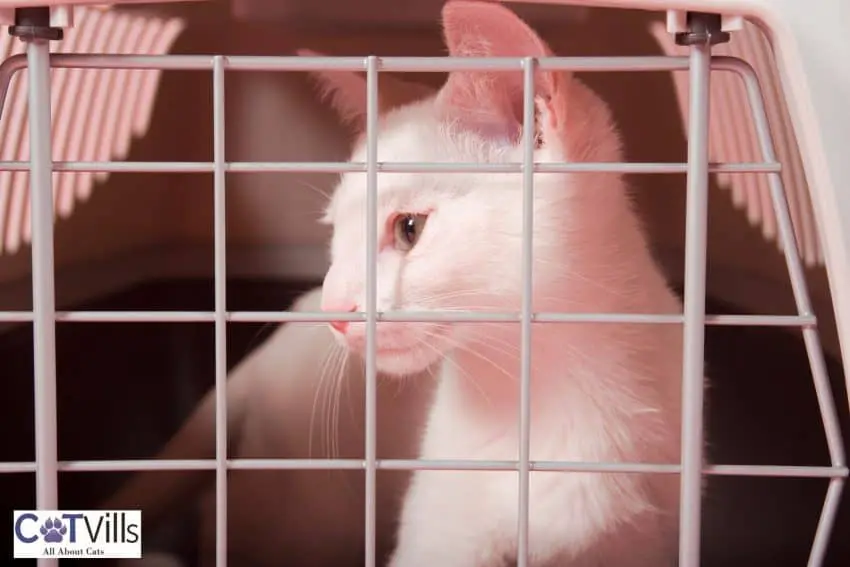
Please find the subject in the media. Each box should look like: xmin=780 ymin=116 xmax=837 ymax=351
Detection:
xmin=0 ymin=41 xmax=847 ymax=567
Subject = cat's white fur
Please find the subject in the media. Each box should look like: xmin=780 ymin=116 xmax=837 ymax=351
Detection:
xmin=314 ymin=2 xmax=699 ymax=565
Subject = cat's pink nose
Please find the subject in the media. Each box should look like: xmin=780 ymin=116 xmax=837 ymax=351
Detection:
xmin=330 ymin=319 xmax=349 ymax=334
xmin=324 ymin=304 xmax=356 ymax=334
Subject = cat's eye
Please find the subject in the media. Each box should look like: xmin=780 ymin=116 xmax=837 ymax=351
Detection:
xmin=393 ymin=213 xmax=429 ymax=251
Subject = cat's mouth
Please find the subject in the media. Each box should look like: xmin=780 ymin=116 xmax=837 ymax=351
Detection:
xmin=351 ymin=339 xmax=433 ymax=359
xmin=376 ymin=345 xmax=412 ymax=356
xmin=340 ymin=324 xmax=451 ymax=376
xmin=372 ymin=344 xmax=441 ymax=376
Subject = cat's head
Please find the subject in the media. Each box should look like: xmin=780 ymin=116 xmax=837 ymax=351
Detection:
xmin=301 ymin=0 xmax=622 ymax=376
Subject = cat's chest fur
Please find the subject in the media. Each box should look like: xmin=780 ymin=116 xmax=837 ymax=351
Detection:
xmin=397 ymin=324 xmax=684 ymax=567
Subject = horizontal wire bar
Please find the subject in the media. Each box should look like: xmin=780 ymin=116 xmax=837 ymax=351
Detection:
xmin=0 ymin=161 xmax=215 ymax=173
xmin=0 ymin=312 xmax=33 ymax=322
xmin=55 ymin=311 xmax=216 ymax=322
xmin=1 ymin=53 xmax=754 ymax=73
xmin=706 ymin=465 xmax=848 ymax=478
xmin=376 ymin=459 xmax=683 ymax=473
xmin=228 ymin=459 xmax=365 ymax=470
xmin=0 ymin=311 xmax=818 ymax=327
xmin=0 ymin=459 xmax=845 ymax=478
xmin=702 ymin=314 xmax=816 ymax=327
xmin=0 ymin=160 xmax=780 ymax=175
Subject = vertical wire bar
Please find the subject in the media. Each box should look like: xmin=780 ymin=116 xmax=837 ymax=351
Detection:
xmin=516 ymin=56 xmax=535 ymax=567
xmin=364 ymin=55 xmax=379 ymax=567
xmin=730 ymin=63 xmax=847 ymax=567
xmin=679 ymin=35 xmax=712 ymax=567
xmin=212 ymin=55 xmax=228 ymax=567
xmin=808 ymin=478 xmax=844 ymax=567
xmin=27 ymin=38 xmax=59 ymax=567
xmin=735 ymin=66 xmax=847 ymax=469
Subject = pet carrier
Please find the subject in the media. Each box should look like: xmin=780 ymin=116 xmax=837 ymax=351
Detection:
xmin=0 ymin=0 xmax=846 ymax=566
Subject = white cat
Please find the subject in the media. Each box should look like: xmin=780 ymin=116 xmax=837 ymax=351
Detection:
xmin=109 ymin=2 xmax=700 ymax=565
xmin=310 ymin=1 xmax=697 ymax=565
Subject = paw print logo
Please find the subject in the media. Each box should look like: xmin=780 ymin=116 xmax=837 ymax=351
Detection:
xmin=39 ymin=517 xmax=67 ymax=543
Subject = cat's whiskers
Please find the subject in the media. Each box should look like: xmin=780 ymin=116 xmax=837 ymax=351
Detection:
xmin=420 ymin=315 xmax=592 ymax=394
xmin=295 ymin=179 xmax=333 ymax=202
xmin=417 ymin=333 xmax=494 ymax=410
xmin=322 ymin=346 xmax=345 ymax=460
xmin=548 ymin=272 xmax=633 ymax=300
xmin=310 ymin=341 xmax=348 ymax=461
xmin=534 ymin=260 xmax=633 ymax=300
xmin=457 ymin=328 xmax=522 ymax=361
xmin=308 ymin=341 xmax=340 ymax=459
xmin=412 ymin=276 xmax=630 ymax=313
xmin=430 ymin=305 xmax=508 ymax=314
xmin=453 ymin=329 xmax=552 ymax=383
xmin=414 ymin=275 xmax=628 ymax=307
xmin=415 ymin=302 xmax=507 ymax=313
xmin=424 ymin=327 xmax=516 ymax=385
xmin=411 ymin=289 xmax=494 ymax=304
xmin=409 ymin=296 xmax=637 ymax=371
xmin=320 ymin=346 xmax=339 ymax=459
xmin=337 ymin=349 xmax=353 ymax=459
xmin=327 ymin=346 xmax=349 ymax=460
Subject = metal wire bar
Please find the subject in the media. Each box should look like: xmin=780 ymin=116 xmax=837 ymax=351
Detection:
xmin=364 ymin=54 xmax=379 ymax=567
xmin=715 ymin=58 xmax=847 ymax=567
xmin=212 ymin=54 xmax=228 ymax=567
xmin=0 ymin=459 xmax=846 ymax=478
xmin=517 ymin=56 xmax=535 ymax=567
xmin=809 ymin=479 xmax=844 ymax=567
xmin=718 ymin=59 xmax=847 ymax=469
xmin=26 ymin=37 xmax=59 ymax=567
xmin=679 ymin=34 xmax=712 ymax=567
xmin=0 ymin=52 xmax=777 ymax=78
xmin=0 ymin=159 xmax=780 ymax=174
xmin=0 ymin=311 xmax=820 ymax=326
xmin=225 ymin=312 xmax=814 ymax=326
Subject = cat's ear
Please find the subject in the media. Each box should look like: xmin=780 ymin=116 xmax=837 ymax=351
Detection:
xmin=435 ymin=0 xmax=562 ymax=143
xmin=298 ymin=49 xmax=435 ymax=131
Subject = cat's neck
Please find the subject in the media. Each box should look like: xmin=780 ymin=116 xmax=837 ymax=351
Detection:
xmin=446 ymin=320 xmax=610 ymax=406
